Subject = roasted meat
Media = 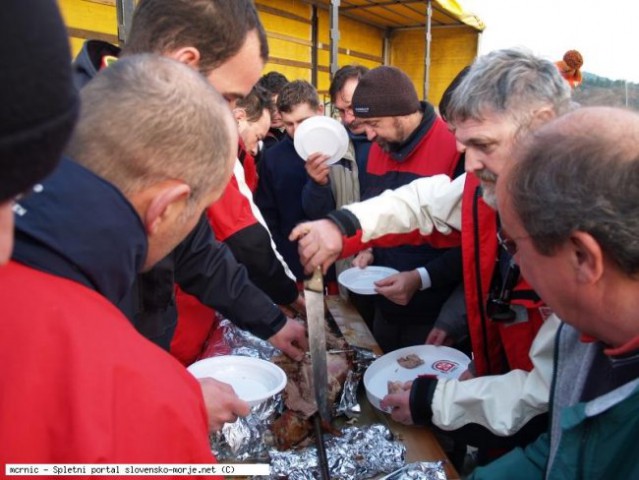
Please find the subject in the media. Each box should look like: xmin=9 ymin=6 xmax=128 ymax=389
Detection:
xmin=271 ymin=322 xmax=352 ymax=449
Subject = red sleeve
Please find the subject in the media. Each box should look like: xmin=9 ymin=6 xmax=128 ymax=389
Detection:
xmin=207 ymin=177 xmax=257 ymax=242
xmin=0 ymin=262 xmax=221 ymax=477
xmin=341 ymin=229 xmax=461 ymax=259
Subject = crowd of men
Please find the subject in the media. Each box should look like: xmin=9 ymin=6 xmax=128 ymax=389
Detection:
xmin=1 ymin=0 xmax=638 ymax=478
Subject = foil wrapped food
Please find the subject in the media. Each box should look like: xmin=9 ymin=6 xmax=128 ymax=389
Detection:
xmin=262 ymin=424 xmax=405 ymax=480
xmin=203 ymin=319 xmax=436 ymax=479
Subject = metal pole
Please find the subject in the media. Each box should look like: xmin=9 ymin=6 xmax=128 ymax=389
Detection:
xmin=424 ymin=0 xmax=433 ymax=100
xmin=116 ymin=0 xmax=136 ymax=45
xmin=626 ymin=80 xmax=629 ymax=107
xmin=330 ymin=0 xmax=341 ymax=77
xmin=311 ymin=6 xmax=318 ymax=87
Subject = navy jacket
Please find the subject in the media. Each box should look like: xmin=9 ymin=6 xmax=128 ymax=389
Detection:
xmin=13 ymin=158 xmax=147 ymax=307
xmin=254 ymin=135 xmax=308 ymax=281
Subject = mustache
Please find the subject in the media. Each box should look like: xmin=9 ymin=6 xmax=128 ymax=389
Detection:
xmin=475 ymin=169 xmax=498 ymax=183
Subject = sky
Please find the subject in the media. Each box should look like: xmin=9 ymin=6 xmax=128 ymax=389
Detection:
xmin=460 ymin=0 xmax=639 ymax=83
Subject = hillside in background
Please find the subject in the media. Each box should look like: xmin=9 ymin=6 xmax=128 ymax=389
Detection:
xmin=573 ymin=72 xmax=639 ymax=110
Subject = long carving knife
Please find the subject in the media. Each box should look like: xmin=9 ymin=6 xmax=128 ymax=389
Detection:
xmin=304 ymin=266 xmax=330 ymax=423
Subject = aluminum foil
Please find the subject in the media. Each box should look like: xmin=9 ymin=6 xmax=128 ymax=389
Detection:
xmin=206 ymin=319 xmax=395 ymax=472
xmin=378 ymin=461 xmax=448 ymax=480
xmin=210 ymin=393 xmax=282 ymax=462
xmin=336 ymin=346 xmax=378 ymax=418
xmin=260 ymin=424 xmax=406 ymax=479
xmin=217 ymin=318 xmax=280 ymax=360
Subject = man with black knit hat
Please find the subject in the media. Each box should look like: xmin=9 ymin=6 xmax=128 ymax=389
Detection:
xmin=346 ymin=66 xmax=464 ymax=352
xmin=1 ymin=0 xmax=233 ymax=468
xmin=0 ymin=0 xmax=78 ymax=264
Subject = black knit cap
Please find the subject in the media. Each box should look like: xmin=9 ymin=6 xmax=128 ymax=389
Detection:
xmin=352 ymin=66 xmax=420 ymax=118
xmin=0 ymin=0 xmax=79 ymax=202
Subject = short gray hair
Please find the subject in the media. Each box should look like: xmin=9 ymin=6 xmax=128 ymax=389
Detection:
xmin=506 ymin=107 xmax=639 ymax=276
xmin=446 ymin=48 xmax=572 ymax=125
xmin=66 ymin=54 xmax=235 ymax=206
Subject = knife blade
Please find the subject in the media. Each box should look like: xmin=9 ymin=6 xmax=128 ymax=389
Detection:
xmin=304 ymin=266 xmax=330 ymax=423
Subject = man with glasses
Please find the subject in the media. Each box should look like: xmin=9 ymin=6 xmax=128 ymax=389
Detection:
xmin=291 ymin=49 xmax=571 ymax=461
xmin=471 ymin=106 xmax=639 ymax=479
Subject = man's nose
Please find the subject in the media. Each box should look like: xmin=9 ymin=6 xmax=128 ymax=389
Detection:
xmin=364 ymin=125 xmax=376 ymax=141
xmin=463 ymin=149 xmax=484 ymax=174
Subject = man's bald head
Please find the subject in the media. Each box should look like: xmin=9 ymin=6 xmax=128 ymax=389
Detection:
xmin=501 ymin=106 xmax=639 ymax=276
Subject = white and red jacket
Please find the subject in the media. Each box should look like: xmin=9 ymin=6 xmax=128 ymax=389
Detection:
xmin=327 ymin=172 xmax=558 ymax=437
xmin=172 ymin=153 xmax=297 ymax=365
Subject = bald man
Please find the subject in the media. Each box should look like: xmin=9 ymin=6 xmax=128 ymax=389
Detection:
xmin=471 ymin=106 xmax=639 ymax=479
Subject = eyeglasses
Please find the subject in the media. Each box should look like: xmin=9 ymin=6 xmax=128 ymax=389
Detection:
xmin=497 ymin=228 xmax=527 ymax=256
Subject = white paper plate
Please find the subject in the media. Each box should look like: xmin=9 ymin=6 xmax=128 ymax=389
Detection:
xmin=338 ymin=266 xmax=399 ymax=295
xmin=294 ymin=115 xmax=349 ymax=165
xmin=363 ymin=345 xmax=471 ymax=412
xmin=187 ymin=355 xmax=287 ymax=406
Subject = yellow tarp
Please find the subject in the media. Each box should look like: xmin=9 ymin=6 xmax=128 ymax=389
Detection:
xmin=436 ymin=0 xmax=486 ymax=31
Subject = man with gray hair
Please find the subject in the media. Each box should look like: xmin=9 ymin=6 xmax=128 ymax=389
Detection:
xmin=291 ymin=49 xmax=572 ymax=456
xmin=472 ymin=106 xmax=639 ymax=478
xmin=3 ymin=55 xmax=241 ymax=463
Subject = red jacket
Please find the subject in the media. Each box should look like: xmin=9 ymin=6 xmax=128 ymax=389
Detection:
xmin=461 ymin=175 xmax=545 ymax=376
xmin=0 ymin=261 xmax=219 ymax=475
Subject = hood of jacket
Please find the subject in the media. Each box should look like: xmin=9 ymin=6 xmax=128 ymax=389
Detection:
xmin=12 ymin=157 xmax=147 ymax=306
xmin=72 ymin=39 xmax=121 ymax=90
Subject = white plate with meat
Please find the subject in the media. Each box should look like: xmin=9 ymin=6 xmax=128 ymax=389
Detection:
xmin=364 ymin=345 xmax=470 ymax=412
xmin=188 ymin=355 xmax=287 ymax=407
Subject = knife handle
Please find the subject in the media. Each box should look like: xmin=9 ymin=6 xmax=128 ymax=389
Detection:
xmin=306 ymin=266 xmax=324 ymax=293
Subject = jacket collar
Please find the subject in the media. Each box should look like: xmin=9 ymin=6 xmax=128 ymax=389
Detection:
xmin=12 ymin=157 xmax=147 ymax=306
xmin=386 ymin=101 xmax=437 ymax=163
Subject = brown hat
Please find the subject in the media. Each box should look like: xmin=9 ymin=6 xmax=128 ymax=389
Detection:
xmin=352 ymin=66 xmax=420 ymax=118
xmin=563 ymin=50 xmax=583 ymax=70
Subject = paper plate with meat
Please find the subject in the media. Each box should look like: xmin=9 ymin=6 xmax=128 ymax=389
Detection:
xmin=364 ymin=345 xmax=470 ymax=412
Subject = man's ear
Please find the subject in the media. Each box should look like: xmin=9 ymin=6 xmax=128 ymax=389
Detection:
xmin=570 ymin=231 xmax=604 ymax=284
xmin=233 ymin=108 xmax=247 ymax=123
xmin=167 ymin=47 xmax=201 ymax=69
xmin=143 ymin=181 xmax=192 ymax=235
xmin=317 ymin=103 xmax=325 ymax=115
xmin=530 ymin=106 xmax=555 ymax=131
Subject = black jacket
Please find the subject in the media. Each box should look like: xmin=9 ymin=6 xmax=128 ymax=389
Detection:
xmin=71 ymin=40 xmax=290 ymax=349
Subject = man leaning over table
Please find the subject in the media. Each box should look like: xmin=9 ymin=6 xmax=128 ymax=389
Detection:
xmin=471 ymin=106 xmax=639 ymax=479
xmin=291 ymin=49 xmax=572 ymax=461
xmin=72 ymin=0 xmax=307 ymax=362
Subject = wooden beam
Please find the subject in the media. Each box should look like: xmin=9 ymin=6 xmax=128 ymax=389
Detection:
xmin=267 ymin=31 xmax=313 ymax=47
xmin=341 ymin=0 xmax=424 ymax=11
xmin=67 ymin=26 xmax=119 ymax=45
xmin=256 ymin=4 xmax=311 ymax=25
xmin=85 ymin=0 xmax=116 ymax=6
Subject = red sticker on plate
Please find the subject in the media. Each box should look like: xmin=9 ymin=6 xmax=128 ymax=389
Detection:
xmin=432 ymin=360 xmax=459 ymax=373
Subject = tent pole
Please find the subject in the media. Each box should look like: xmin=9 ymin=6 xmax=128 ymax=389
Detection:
xmin=330 ymin=0 xmax=341 ymax=78
xmin=424 ymin=0 xmax=432 ymax=100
